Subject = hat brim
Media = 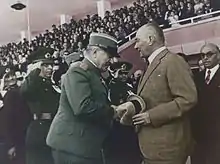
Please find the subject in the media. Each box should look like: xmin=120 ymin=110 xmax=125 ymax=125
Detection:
xmin=92 ymin=44 xmax=120 ymax=58
xmin=34 ymin=59 xmax=54 ymax=64
xmin=127 ymin=94 xmax=146 ymax=113
xmin=109 ymin=61 xmax=133 ymax=72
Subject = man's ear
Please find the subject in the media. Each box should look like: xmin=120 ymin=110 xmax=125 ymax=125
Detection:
xmin=148 ymin=35 xmax=155 ymax=46
xmin=92 ymin=48 xmax=98 ymax=59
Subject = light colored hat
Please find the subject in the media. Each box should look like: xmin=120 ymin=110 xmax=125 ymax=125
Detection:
xmin=127 ymin=94 xmax=146 ymax=113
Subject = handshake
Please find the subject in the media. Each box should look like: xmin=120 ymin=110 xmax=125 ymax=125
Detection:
xmin=111 ymin=94 xmax=150 ymax=126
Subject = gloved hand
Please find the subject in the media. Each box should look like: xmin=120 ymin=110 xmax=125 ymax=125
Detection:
xmin=27 ymin=61 xmax=42 ymax=75
xmin=115 ymin=102 xmax=136 ymax=125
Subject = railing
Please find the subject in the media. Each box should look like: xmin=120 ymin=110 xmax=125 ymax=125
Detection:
xmin=118 ymin=10 xmax=220 ymax=47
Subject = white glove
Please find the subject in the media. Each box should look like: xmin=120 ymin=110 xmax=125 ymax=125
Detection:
xmin=115 ymin=102 xmax=136 ymax=125
xmin=27 ymin=61 xmax=42 ymax=75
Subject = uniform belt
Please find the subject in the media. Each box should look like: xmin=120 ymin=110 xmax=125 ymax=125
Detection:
xmin=33 ymin=113 xmax=53 ymax=120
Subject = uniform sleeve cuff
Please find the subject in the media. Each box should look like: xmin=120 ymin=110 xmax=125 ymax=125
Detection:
xmin=130 ymin=100 xmax=142 ymax=114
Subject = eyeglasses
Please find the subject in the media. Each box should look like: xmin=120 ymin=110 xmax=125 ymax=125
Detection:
xmin=41 ymin=63 xmax=54 ymax=67
xmin=201 ymin=52 xmax=216 ymax=58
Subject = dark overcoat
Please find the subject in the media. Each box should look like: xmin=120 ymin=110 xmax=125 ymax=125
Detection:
xmin=191 ymin=66 xmax=220 ymax=164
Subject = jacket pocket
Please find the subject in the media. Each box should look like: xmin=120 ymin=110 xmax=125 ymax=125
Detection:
xmin=55 ymin=121 xmax=85 ymax=137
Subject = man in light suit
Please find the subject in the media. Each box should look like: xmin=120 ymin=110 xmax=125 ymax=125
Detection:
xmin=191 ymin=43 xmax=220 ymax=164
xmin=118 ymin=22 xmax=197 ymax=164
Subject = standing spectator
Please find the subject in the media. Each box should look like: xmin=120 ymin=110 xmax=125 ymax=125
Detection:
xmin=21 ymin=47 xmax=60 ymax=164
xmin=191 ymin=43 xmax=220 ymax=164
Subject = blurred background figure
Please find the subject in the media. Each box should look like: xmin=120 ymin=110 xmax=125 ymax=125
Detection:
xmin=105 ymin=61 xmax=142 ymax=164
xmin=132 ymin=69 xmax=143 ymax=93
xmin=2 ymin=70 xmax=31 ymax=164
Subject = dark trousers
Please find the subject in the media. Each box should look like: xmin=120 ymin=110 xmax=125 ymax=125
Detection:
xmin=52 ymin=150 xmax=103 ymax=164
xmin=9 ymin=146 xmax=25 ymax=164
xmin=104 ymin=122 xmax=142 ymax=164
xmin=26 ymin=145 xmax=53 ymax=164
xmin=191 ymin=141 xmax=220 ymax=164
xmin=0 ymin=142 xmax=9 ymax=164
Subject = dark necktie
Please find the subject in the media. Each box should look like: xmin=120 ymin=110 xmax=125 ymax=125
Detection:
xmin=205 ymin=69 xmax=211 ymax=84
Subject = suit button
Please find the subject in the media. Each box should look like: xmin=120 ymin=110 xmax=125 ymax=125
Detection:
xmin=45 ymin=88 xmax=48 ymax=92
xmin=43 ymin=79 xmax=46 ymax=82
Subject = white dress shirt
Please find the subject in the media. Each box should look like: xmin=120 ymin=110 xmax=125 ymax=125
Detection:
xmin=148 ymin=46 xmax=167 ymax=65
xmin=205 ymin=64 xmax=219 ymax=84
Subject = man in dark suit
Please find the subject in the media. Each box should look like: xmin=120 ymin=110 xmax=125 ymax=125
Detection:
xmin=47 ymin=33 xmax=120 ymax=164
xmin=21 ymin=47 xmax=60 ymax=164
xmin=116 ymin=22 xmax=197 ymax=164
xmin=191 ymin=43 xmax=220 ymax=164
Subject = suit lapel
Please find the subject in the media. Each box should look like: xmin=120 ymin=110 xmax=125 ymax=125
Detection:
xmin=137 ymin=62 xmax=149 ymax=87
xmin=208 ymin=66 xmax=220 ymax=86
xmin=137 ymin=49 xmax=169 ymax=95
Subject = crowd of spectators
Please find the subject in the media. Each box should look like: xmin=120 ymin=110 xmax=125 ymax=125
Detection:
xmin=0 ymin=0 xmax=215 ymax=75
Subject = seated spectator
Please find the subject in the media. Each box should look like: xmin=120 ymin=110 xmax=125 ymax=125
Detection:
xmin=194 ymin=0 xmax=204 ymax=15
xmin=186 ymin=2 xmax=195 ymax=18
xmin=168 ymin=11 xmax=180 ymax=27
xmin=179 ymin=1 xmax=188 ymax=20
xmin=203 ymin=0 xmax=213 ymax=13
xmin=0 ymin=0 xmax=214 ymax=73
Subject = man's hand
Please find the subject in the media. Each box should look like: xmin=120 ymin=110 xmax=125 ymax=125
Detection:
xmin=113 ymin=102 xmax=136 ymax=125
xmin=8 ymin=147 xmax=16 ymax=159
xmin=27 ymin=61 xmax=42 ymax=75
xmin=132 ymin=112 xmax=151 ymax=126
xmin=111 ymin=102 xmax=133 ymax=120
xmin=111 ymin=105 xmax=120 ymax=120
xmin=115 ymin=102 xmax=133 ymax=118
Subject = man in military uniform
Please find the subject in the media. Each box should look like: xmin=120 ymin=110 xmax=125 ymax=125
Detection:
xmin=108 ymin=61 xmax=134 ymax=104
xmin=46 ymin=33 xmax=120 ymax=164
xmin=106 ymin=61 xmax=142 ymax=164
xmin=21 ymin=47 xmax=60 ymax=164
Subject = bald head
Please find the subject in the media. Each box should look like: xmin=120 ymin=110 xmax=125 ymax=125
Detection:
xmin=136 ymin=22 xmax=165 ymax=45
xmin=200 ymin=43 xmax=220 ymax=54
xmin=135 ymin=22 xmax=165 ymax=59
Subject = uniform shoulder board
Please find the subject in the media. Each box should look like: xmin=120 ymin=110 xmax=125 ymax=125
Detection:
xmin=80 ymin=62 xmax=88 ymax=71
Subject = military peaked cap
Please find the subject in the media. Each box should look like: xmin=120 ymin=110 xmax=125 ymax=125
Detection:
xmin=109 ymin=61 xmax=133 ymax=73
xmin=28 ymin=47 xmax=55 ymax=64
xmin=89 ymin=32 xmax=119 ymax=58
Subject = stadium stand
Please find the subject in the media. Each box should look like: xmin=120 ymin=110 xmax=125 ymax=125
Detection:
xmin=0 ymin=0 xmax=217 ymax=74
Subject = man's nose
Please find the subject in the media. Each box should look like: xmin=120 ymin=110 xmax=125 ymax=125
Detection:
xmin=47 ymin=64 xmax=53 ymax=69
xmin=203 ymin=55 xmax=209 ymax=60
